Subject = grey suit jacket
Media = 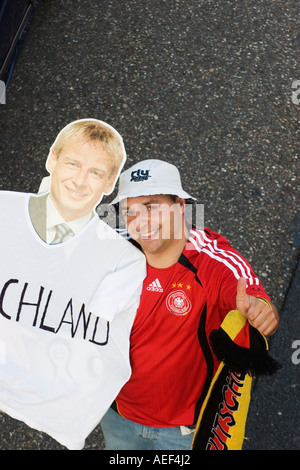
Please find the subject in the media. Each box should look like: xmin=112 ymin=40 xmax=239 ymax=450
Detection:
xmin=28 ymin=193 xmax=48 ymax=242
xmin=28 ymin=193 xmax=95 ymax=243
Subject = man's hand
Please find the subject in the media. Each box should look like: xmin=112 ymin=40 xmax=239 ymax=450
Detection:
xmin=236 ymin=277 xmax=279 ymax=336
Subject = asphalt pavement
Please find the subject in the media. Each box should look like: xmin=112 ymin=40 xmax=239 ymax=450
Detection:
xmin=0 ymin=0 xmax=299 ymax=450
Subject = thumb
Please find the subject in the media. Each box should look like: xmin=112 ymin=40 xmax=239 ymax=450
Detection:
xmin=236 ymin=277 xmax=250 ymax=315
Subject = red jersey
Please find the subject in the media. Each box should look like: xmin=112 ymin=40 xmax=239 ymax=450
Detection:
xmin=115 ymin=227 xmax=270 ymax=427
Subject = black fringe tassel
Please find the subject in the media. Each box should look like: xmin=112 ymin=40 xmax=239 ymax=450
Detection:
xmin=209 ymin=327 xmax=282 ymax=377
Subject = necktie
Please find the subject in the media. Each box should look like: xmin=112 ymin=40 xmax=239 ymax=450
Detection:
xmin=51 ymin=223 xmax=74 ymax=244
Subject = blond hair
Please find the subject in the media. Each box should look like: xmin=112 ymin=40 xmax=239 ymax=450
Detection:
xmin=50 ymin=119 xmax=126 ymax=174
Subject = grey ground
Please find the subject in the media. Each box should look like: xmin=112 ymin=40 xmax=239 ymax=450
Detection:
xmin=0 ymin=0 xmax=299 ymax=450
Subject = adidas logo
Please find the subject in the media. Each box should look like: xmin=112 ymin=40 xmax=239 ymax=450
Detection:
xmin=146 ymin=278 xmax=163 ymax=292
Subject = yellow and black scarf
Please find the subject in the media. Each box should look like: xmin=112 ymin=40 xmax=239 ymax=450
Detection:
xmin=191 ymin=310 xmax=281 ymax=450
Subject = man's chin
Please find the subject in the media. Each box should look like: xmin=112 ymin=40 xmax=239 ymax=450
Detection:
xmin=136 ymin=236 xmax=163 ymax=253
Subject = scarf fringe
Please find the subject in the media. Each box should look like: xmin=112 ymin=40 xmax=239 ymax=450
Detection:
xmin=209 ymin=328 xmax=282 ymax=377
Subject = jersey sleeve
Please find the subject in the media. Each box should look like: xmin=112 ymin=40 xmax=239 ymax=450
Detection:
xmin=195 ymin=228 xmax=270 ymax=318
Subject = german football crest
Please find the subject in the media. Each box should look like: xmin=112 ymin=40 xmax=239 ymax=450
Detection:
xmin=166 ymin=290 xmax=192 ymax=316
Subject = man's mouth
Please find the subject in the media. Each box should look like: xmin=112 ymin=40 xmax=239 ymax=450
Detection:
xmin=139 ymin=228 xmax=159 ymax=239
xmin=66 ymin=187 xmax=86 ymax=198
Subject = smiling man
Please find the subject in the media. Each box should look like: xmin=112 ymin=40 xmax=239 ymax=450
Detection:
xmin=100 ymin=159 xmax=279 ymax=451
xmin=0 ymin=119 xmax=146 ymax=449
xmin=30 ymin=119 xmax=124 ymax=242
xmin=121 ymin=194 xmax=188 ymax=267
xmin=47 ymin=136 xmax=116 ymax=222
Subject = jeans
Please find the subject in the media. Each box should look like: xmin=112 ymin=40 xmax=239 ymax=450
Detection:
xmin=100 ymin=408 xmax=195 ymax=450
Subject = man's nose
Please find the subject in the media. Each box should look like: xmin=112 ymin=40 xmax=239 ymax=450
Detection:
xmin=131 ymin=208 xmax=151 ymax=232
xmin=72 ymin=169 xmax=88 ymax=187
xmin=135 ymin=220 xmax=151 ymax=233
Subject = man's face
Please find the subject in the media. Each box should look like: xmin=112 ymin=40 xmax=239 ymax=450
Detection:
xmin=120 ymin=195 xmax=185 ymax=256
xmin=47 ymin=135 xmax=117 ymax=221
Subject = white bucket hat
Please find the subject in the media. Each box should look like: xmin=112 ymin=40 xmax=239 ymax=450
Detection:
xmin=111 ymin=159 xmax=196 ymax=205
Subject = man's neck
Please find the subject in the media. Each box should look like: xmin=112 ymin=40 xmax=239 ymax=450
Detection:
xmin=48 ymin=194 xmax=94 ymax=224
xmin=46 ymin=195 xmax=93 ymax=242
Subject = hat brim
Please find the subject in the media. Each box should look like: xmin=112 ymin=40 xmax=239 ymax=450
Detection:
xmin=110 ymin=189 xmax=196 ymax=205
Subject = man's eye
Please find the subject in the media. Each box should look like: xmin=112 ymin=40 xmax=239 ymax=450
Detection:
xmin=147 ymin=205 xmax=159 ymax=211
xmin=123 ymin=209 xmax=135 ymax=217
xmin=91 ymin=170 xmax=104 ymax=178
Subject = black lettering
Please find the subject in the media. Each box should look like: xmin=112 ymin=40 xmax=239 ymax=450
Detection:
xmin=16 ymin=283 xmax=44 ymax=323
xmin=211 ymin=425 xmax=228 ymax=449
xmin=0 ymin=278 xmax=111 ymax=346
xmin=55 ymin=299 xmax=73 ymax=334
xmin=218 ymin=408 xmax=235 ymax=428
xmin=206 ymin=437 xmax=219 ymax=450
xmin=89 ymin=318 xmax=109 ymax=346
xmin=222 ymin=383 xmax=239 ymax=412
xmin=206 ymin=434 xmax=227 ymax=450
xmin=227 ymin=372 xmax=244 ymax=397
xmin=39 ymin=290 xmax=55 ymax=333
xmin=0 ymin=279 xmax=19 ymax=319
xmin=74 ymin=304 xmax=92 ymax=339
xmin=56 ymin=300 xmax=92 ymax=339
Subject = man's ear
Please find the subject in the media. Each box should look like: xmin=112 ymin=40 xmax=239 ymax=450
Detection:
xmin=45 ymin=148 xmax=57 ymax=174
xmin=177 ymin=197 xmax=186 ymax=214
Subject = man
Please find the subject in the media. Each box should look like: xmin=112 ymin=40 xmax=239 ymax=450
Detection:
xmin=100 ymin=158 xmax=279 ymax=450
xmin=0 ymin=119 xmax=146 ymax=450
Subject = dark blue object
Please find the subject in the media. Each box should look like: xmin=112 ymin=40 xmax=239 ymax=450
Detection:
xmin=0 ymin=0 xmax=33 ymax=84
